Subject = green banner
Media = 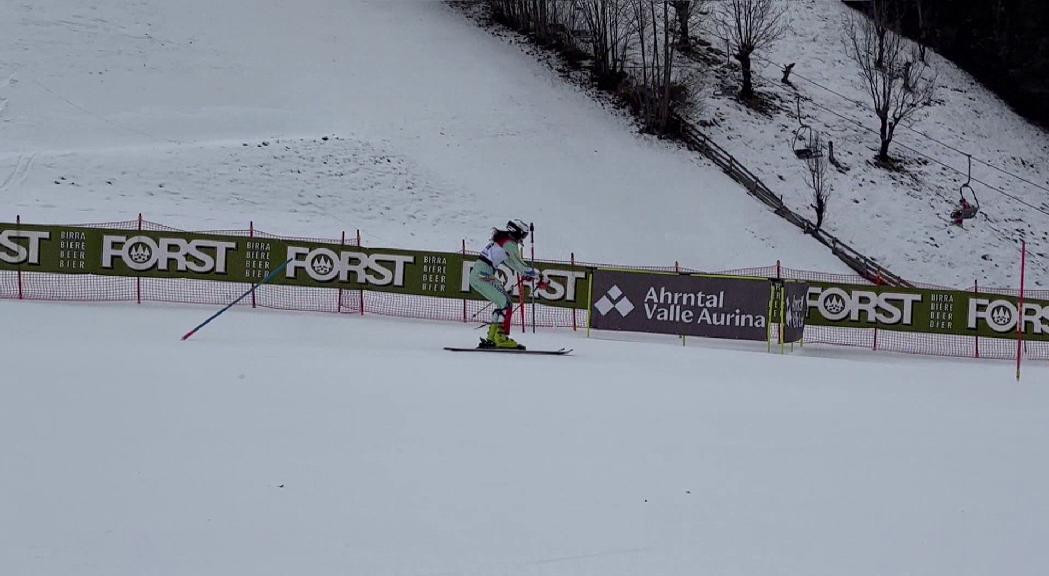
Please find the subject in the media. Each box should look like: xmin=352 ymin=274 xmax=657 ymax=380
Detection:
xmin=806 ymin=282 xmax=1049 ymax=341
xmin=0 ymin=223 xmax=591 ymax=310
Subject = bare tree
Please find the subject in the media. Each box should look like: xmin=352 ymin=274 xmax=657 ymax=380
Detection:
xmin=629 ymin=0 xmax=678 ymax=132
xmin=871 ymin=0 xmax=894 ymax=69
xmin=803 ymin=132 xmax=831 ymax=231
xmin=843 ymin=9 xmax=936 ymax=162
xmin=913 ymin=0 xmax=929 ymax=63
xmin=713 ymin=0 xmax=788 ymax=99
xmin=670 ymin=0 xmax=708 ymax=50
xmin=577 ymin=0 xmax=635 ymax=86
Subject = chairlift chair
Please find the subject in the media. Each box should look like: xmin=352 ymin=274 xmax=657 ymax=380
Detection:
xmin=792 ymin=124 xmax=821 ymax=160
xmin=950 ymin=155 xmax=980 ymax=225
xmin=791 ymin=96 xmax=823 ymax=160
xmin=951 ymin=183 xmax=980 ymax=223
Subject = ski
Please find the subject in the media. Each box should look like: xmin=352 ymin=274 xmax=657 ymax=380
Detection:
xmin=444 ymin=347 xmax=572 ymax=355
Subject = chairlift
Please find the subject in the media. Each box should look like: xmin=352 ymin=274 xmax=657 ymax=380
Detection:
xmin=792 ymin=125 xmax=820 ymax=159
xmin=950 ymin=154 xmax=980 ymax=225
xmin=792 ymin=97 xmax=823 ymax=160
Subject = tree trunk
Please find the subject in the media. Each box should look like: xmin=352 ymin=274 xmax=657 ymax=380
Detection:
xmin=876 ymin=28 xmax=886 ymax=69
xmin=916 ymin=0 xmax=928 ymax=63
xmin=737 ymin=51 xmax=753 ymax=98
xmin=675 ymin=1 xmax=691 ymax=49
xmin=878 ymin=116 xmax=892 ymax=161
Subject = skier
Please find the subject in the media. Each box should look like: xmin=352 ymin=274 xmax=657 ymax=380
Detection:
xmin=951 ymin=197 xmax=977 ymax=225
xmin=470 ymin=219 xmax=547 ymax=349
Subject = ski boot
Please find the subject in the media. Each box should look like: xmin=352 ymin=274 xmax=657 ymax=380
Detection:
xmin=480 ymin=323 xmax=525 ymax=350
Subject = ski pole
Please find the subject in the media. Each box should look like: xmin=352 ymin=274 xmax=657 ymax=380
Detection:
xmin=181 ymin=258 xmax=293 ymax=341
xmin=470 ymin=301 xmax=495 ymax=319
xmin=530 ymin=222 xmax=536 ymax=333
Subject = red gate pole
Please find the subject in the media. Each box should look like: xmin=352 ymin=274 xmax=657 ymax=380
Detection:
xmin=974 ymin=279 xmax=980 ymax=359
xmin=249 ymin=221 xmax=257 ymax=309
xmin=16 ymin=215 xmax=23 ymax=300
xmin=462 ymin=239 xmax=468 ymax=323
xmin=776 ymin=259 xmax=781 ymax=279
xmin=1016 ymin=240 xmax=1026 ymax=381
xmin=337 ymin=230 xmax=345 ymax=313
xmin=518 ymin=277 xmax=525 ymax=333
xmin=357 ymin=229 xmax=364 ymax=315
xmin=570 ymin=252 xmax=577 ymax=332
xmin=136 ymin=213 xmax=142 ymax=305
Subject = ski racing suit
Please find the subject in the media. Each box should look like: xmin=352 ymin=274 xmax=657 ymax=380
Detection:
xmin=469 ymin=238 xmax=539 ymax=339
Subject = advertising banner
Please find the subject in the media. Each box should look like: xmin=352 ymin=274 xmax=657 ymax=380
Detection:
xmin=781 ymin=281 xmax=808 ymax=344
xmin=0 ymin=223 xmax=591 ymax=310
xmin=590 ymin=269 xmax=773 ymax=341
xmin=805 ymin=282 xmax=1049 ymax=342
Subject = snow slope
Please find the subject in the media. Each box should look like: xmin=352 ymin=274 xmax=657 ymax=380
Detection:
xmin=689 ymin=0 xmax=1049 ymax=287
xmin=4 ymin=4 xmax=1047 ymax=574
xmin=0 ymin=0 xmax=842 ymax=272
xmin=2 ymin=299 xmax=1048 ymax=575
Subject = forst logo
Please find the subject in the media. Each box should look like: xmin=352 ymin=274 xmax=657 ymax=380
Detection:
xmin=128 ymin=243 xmax=152 ymax=265
xmin=460 ymin=260 xmax=587 ymax=303
xmin=0 ymin=230 xmax=50 ymax=265
xmin=822 ymin=293 xmax=847 ymax=316
xmin=969 ymin=298 xmax=1049 ymax=334
xmin=807 ymin=286 xmax=922 ymax=325
xmin=286 ymin=246 xmax=413 ymax=285
xmin=102 ymin=235 xmax=237 ymax=273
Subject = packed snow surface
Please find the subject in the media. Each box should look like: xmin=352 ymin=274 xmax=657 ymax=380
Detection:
xmin=2 ymin=300 xmax=1048 ymax=575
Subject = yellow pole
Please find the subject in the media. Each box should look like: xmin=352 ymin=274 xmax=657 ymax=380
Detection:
xmin=586 ymin=271 xmax=594 ymax=338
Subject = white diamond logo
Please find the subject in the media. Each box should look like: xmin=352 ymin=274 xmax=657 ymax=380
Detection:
xmin=594 ymin=285 xmax=634 ymax=317
xmin=614 ymin=298 xmax=635 ymax=316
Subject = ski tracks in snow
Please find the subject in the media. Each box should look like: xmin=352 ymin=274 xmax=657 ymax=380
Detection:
xmin=0 ymin=152 xmax=37 ymax=196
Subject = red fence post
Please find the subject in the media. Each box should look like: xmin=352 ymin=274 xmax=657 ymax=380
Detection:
xmin=337 ymin=230 xmax=345 ymax=313
xmin=357 ymin=229 xmax=364 ymax=315
xmin=872 ymin=270 xmax=882 ymax=351
xmin=462 ymin=239 xmax=468 ymax=323
xmin=249 ymin=221 xmax=257 ymax=309
xmin=974 ymin=279 xmax=980 ymax=359
xmin=570 ymin=252 xmax=577 ymax=332
xmin=776 ymin=259 xmax=781 ymax=279
xmin=136 ymin=213 xmax=142 ymax=305
xmin=16 ymin=215 xmax=23 ymax=300
xmin=1017 ymin=240 xmax=1026 ymax=381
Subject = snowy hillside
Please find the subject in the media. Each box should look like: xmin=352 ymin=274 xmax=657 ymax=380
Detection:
xmin=687 ymin=0 xmax=1049 ymax=288
xmin=0 ymin=0 xmax=842 ymax=273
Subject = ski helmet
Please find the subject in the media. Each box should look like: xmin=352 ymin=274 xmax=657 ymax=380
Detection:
xmin=506 ymin=219 xmax=529 ymax=241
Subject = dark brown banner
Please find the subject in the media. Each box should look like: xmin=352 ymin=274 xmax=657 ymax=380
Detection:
xmin=590 ymin=269 xmax=774 ymax=341
xmin=782 ymin=281 xmax=808 ymax=344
